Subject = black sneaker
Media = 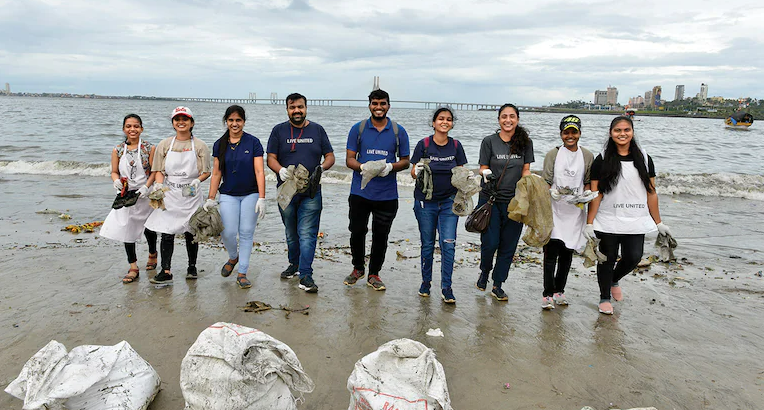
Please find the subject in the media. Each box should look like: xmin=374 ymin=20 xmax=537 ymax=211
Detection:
xmin=343 ymin=268 xmax=365 ymax=286
xmin=418 ymin=281 xmax=431 ymax=297
xmin=441 ymin=287 xmax=456 ymax=304
xmin=298 ymin=276 xmax=319 ymax=293
xmin=186 ymin=266 xmax=198 ymax=280
xmin=150 ymin=270 xmax=173 ymax=284
xmin=281 ymin=264 xmax=298 ymax=279
xmin=476 ymin=271 xmax=489 ymax=291
xmin=366 ymin=275 xmax=386 ymax=291
xmin=491 ymin=287 xmax=508 ymax=301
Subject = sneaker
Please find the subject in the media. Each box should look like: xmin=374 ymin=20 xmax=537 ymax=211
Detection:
xmin=476 ymin=271 xmax=489 ymax=291
xmin=186 ymin=266 xmax=198 ymax=280
xmin=441 ymin=288 xmax=456 ymax=304
xmin=281 ymin=264 xmax=298 ymax=279
xmin=418 ymin=282 xmax=431 ymax=297
xmin=598 ymin=301 xmax=614 ymax=315
xmin=366 ymin=275 xmax=386 ymax=291
xmin=298 ymin=276 xmax=319 ymax=293
xmin=611 ymin=285 xmax=623 ymax=302
xmin=344 ymin=268 xmax=365 ymax=286
xmin=491 ymin=287 xmax=508 ymax=301
xmin=541 ymin=296 xmax=555 ymax=310
xmin=553 ymin=292 xmax=569 ymax=306
xmin=150 ymin=270 xmax=173 ymax=284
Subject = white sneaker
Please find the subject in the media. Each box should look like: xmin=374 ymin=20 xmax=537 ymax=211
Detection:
xmin=553 ymin=292 xmax=569 ymax=306
xmin=541 ymin=296 xmax=555 ymax=310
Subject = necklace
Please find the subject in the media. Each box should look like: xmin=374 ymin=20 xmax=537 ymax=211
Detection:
xmin=229 ymin=138 xmax=241 ymax=150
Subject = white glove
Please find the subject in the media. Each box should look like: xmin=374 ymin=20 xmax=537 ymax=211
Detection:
xmin=550 ymin=188 xmax=562 ymax=201
xmin=378 ymin=162 xmax=394 ymax=178
xmin=152 ymin=182 xmax=165 ymax=192
xmin=481 ymin=169 xmax=493 ymax=183
xmin=190 ymin=178 xmax=201 ymax=188
xmin=413 ymin=163 xmax=425 ymax=177
xmin=279 ymin=167 xmax=293 ymax=181
xmin=584 ymin=224 xmax=596 ymax=240
xmin=203 ymin=198 xmax=218 ymax=212
xmin=255 ymin=199 xmax=266 ymax=221
xmin=579 ymin=190 xmax=599 ymax=203
xmin=137 ymin=185 xmax=149 ymax=197
xmin=656 ymin=222 xmax=672 ymax=236
xmin=112 ymin=179 xmax=123 ymax=191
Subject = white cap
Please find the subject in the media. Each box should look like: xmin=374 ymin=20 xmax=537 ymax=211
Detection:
xmin=171 ymin=106 xmax=194 ymax=119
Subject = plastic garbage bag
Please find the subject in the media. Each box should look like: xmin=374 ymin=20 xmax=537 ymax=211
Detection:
xmin=277 ymin=164 xmax=310 ymax=210
xmin=189 ymin=206 xmax=224 ymax=243
xmin=654 ymin=232 xmax=678 ymax=262
xmin=181 ymin=322 xmax=314 ymax=410
xmin=307 ymin=165 xmax=322 ymax=198
xmin=5 ymin=340 xmax=160 ymax=410
xmin=360 ymin=159 xmax=387 ymax=189
xmin=508 ymin=174 xmax=553 ymax=247
xmin=581 ymin=237 xmax=607 ymax=268
xmin=347 ymin=338 xmax=452 ymax=410
xmin=451 ymin=167 xmax=482 ymax=216
xmin=415 ymin=159 xmax=433 ymax=200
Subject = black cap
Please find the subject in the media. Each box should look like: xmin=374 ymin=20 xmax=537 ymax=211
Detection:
xmin=560 ymin=115 xmax=581 ymax=132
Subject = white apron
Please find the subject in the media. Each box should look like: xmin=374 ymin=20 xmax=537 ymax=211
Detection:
xmin=550 ymin=147 xmax=587 ymax=251
xmin=593 ymin=161 xmax=657 ymax=234
xmin=100 ymin=139 xmax=154 ymax=243
xmin=144 ymin=137 xmax=202 ymax=235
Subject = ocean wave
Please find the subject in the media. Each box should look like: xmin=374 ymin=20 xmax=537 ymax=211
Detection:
xmin=0 ymin=160 xmax=111 ymax=177
xmin=658 ymin=172 xmax=764 ymax=201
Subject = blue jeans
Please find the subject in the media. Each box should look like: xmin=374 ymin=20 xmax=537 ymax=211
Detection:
xmin=414 ymin=196 xmax=458 ymax=289
xmin=478 ymin=196 xmax=523 ymax=288
xmin=279 ymin=191 xmax=322 ymax=278
xmin=219 ymin=193 xmax=259 ymax=274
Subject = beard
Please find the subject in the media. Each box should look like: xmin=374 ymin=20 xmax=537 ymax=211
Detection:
xmin=290 ymin=113 xmax=305 ymax=126
xmin=370 ymin=111 xmax=387 ymax=121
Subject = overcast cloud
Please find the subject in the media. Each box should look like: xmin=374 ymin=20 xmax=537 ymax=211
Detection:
xmin=1 ymin=0 xmax=762 ymax=105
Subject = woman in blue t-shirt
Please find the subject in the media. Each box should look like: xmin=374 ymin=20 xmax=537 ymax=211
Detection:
xmin=410 ymin=107 xmax=468 ymax=303
xmin=205 ymin=105 xmax=266 ymax=289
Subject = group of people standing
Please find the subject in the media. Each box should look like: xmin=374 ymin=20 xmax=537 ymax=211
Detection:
xmin=100 ymin=89 xmax=669 ymax=315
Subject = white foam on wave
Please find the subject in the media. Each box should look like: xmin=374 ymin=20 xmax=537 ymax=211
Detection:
xmin=658 ymin=172 xmax=764 ymax=201
xmin=0 ymin=160 xmax=111 ymax=177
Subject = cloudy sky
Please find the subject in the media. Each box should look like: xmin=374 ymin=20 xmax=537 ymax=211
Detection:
xmin=2 ymin=0 xmax=762 ymax=106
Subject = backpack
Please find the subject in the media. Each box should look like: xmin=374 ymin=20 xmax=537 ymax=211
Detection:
xmin=356 ymin=118 xmax=400 ymax=158
xmin=422 ymin=135 xmax=458 ymax=158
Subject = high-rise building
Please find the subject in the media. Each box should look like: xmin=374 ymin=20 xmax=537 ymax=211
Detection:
xmin=651 ymin=86 xmax=662 ymax=108
xmin=698 ymin=83 xmax=708 ymax=100
xmin=594 ymin=90 xmax=608 ymax=105
xmin=606 ymin=86 xmax=619 ymax=105
xmin=645 ymin=91 xmax=652 ymax=107
xmin=3 ymin=83 xmax=9 ymax=95
xmin=675 ymin=85 xmax=685 ymax=101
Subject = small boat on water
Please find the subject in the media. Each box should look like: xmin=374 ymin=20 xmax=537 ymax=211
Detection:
xmin=725 ymin=111 xmax=754 ymax=128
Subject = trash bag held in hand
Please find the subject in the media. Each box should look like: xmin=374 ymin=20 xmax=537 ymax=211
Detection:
xmin=308 ymin=165 xmax=323 ymax=199
xmin=451 ymin=167 xmax=482 ymax=216
xmin=189 ymin=206 xmax=224 ymax=243
xmin=465 ymin=196 xmax=493 ymax=233
xmin=415 ymin=159 xmax=433 ymax=200
xmin=508 ymin=174 xmax=553 ymax=247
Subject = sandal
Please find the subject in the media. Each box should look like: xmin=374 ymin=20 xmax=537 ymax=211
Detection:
xmin=146 ymin=253 xmax=158 ymax=271
xmin=122 ymin=268 xmax=140 ymax=284
xmin=237 ymin=274 xmax=252 ymax=289
xmin=221 ymin=257 xmax=239 ymax=277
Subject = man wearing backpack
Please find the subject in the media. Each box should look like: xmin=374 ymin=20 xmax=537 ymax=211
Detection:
xmin=344 ymin=89 xmax=410 ymax=291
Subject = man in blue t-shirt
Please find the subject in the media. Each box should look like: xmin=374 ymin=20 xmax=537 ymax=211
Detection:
xmin=343 ymin=89 xmax=410 ymax=291
xmin=267 ymin=92 xmax=335 ymax=293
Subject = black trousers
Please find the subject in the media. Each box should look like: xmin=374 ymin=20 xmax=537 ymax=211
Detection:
xmin=124 ymin=229 xmax=158 ymax=263
xmin=595 ymin=232 xmax=645 ymax=300
xmin=542 ymin=239 xmax=573 ymax=297
xmin=160 ymin=232 xmax=198 ymax=272
xmin=348 ymin=194 xmax=398 ymax=276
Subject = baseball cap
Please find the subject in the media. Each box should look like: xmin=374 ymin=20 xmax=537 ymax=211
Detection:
xmin=560 ymin=115 xmax=581 ymax=132
xmin=171 ymin=106 xmax=194 ymax=120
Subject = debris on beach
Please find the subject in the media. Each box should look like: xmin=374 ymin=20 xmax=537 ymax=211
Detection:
xmin=36 ymin=209 xmax=63 ymax=215
xmin=396 ymin=250 xmax=419 ymax=260
xmin=426 ymin=328 xmax=444 ymax=337
xmin=58 ymin=213 xmax=71 ymax=220
xmin=755 ymin=271 xmax=762 ymax=277
xmin=239 ymin=301 xmax=310 ymax=318
xmin=62 ymin=221 xmax=103 ymax=233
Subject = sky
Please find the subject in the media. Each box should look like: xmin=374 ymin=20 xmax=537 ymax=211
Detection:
xmin=1 ymin=0 xmax=763 ymax=106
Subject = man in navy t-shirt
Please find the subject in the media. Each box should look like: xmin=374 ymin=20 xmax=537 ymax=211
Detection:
xmin=267 ymin=92 xmax=335 ymax=293
xmin=343 ymin=89 xmax=410 ymax=291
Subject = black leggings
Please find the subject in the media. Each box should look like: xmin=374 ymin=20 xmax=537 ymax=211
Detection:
xmin=160 ymin=232 xmax=198 ymax=272
xmin=596 ymin=232 xmax=645 ymax=300
xmin=542 ymin=239 xmax=573 ymax=297
xmin=124 ymin=229 xmax=158 ymax=263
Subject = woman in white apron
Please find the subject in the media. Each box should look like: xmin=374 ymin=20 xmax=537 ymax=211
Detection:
xmin=100 ymin=114 xmax=157 ymax=284
xmin=585 ymin=116 xmax=671 ymax=315
xmin=540 ymin=115 xmax=594 ymax=309
xmin=145 ymin=106 xmax=212 ymax=284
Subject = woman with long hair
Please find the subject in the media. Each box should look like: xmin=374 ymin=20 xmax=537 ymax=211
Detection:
xmin=205 ymin=105 xmax=266 ymax=289
xmin=100 ymin=114 xmax=158 ymax=283
xmin=476 ymin=103 xmax=534 ymax=301
xmin=144 ymin=106 xmax=211 ymax=284
xmin=585 ymin=116 xmax=671 ymax=315
xmin=410 ymin=107 xmax=468 ymax=303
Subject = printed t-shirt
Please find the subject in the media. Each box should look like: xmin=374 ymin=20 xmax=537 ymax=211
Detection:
xmin=590 ymin=153 xmax=656 ymax=181
xmin=411 ymin=136 xmax=467 ymax=201
xmin=152 ymin=136 xmax=211 ymax=175
xmin=212 ymin=132 xmax=264 ymax=196
xmin=346 ymin=117 xmax=410 ymax=201
xmin=266 ymin=121 xmax=333 ymax=187
xmin=478 ymin=132 xmax=535 ymax=202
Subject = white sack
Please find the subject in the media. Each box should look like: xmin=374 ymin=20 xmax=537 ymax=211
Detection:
xmin=5 ymin=340 xmax=160 ymax=410
xmin=347 ymin=338 xmax=452 ymax=410
xmin=181 ymin=322 xmax=314 ymax=410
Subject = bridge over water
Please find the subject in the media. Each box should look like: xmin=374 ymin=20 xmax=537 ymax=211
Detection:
xmin=173 ymin=97 xmax=540 ymax=111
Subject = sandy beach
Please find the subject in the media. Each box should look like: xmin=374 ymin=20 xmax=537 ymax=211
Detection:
xmin=1 ymin=176 xmax=764 ymax=409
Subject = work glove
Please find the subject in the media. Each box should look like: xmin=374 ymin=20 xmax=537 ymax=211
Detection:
xmin=152 ymin=182 xmax=165 ymax=192
xmin=137 ymin=185 xmax=149 ymax=197
xmin=579 ymin=190 xmax=599 ymax=203
xmin=279 ymin=167 xmax=293 ymax=182
xmin=190 ymin=178 xmax=201 ymax=188
xmin=656 ymin=222 xmax=672 ymax=236
xmin=378 ymin=162 xmax=394 ymax=178
xmin=113 ymin=179 xmax=123 ymax=191
xmin=414 ymin=163 xmax=425 ymax=177
xmin=481 ymin=169 xmax=493 ymax=184
xmin=550 ymin=188 xmax=562 ymax=201
xmin=255 ymin=199 xmax=266 ymax=221
xmin=584 ymin=224 xmax=596 ymax=240
xmin=203 ymin=199 xmax=218 ymax=212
